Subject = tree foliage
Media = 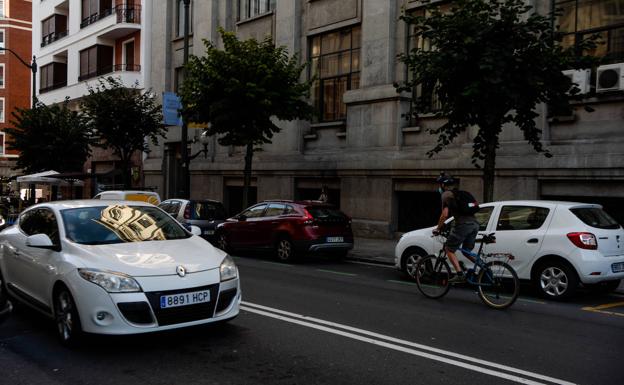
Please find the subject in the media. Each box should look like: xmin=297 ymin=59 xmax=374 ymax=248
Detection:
xmin=81 ymin=77 xmax=166 ymax=188
xmin=398 ymin=0 xmax=598 ymax=201
xmin=180 ymin=28 xmax=313 ymax=207
xmin=5 ymin=101 xmax=93 ymax=173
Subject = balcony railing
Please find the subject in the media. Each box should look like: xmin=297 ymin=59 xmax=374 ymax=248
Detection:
xmin=40 ymin=81 xmax=68 ymax=94
xmin=41 ymin=30 xmax=69 ymax=48
xmin=80 ymin=5 xmax=141 ymax=29
xmin=78 ymin=63 xmax=141 ymax=81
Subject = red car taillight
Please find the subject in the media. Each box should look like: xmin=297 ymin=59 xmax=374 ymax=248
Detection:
xmin=567 ymin=232 xmax=597 ymax=250
xmin=302 ymin=209 xmax=315 ymax=225
xmin=184 ymin=204 xmax=191 ymax=219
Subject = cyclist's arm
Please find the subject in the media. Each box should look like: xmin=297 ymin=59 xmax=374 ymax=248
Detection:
xmin=436 ymin=207 xmax=449 ymax=231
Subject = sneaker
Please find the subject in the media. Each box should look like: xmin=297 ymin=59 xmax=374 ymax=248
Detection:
xmin=449 ymin=272 xmax=466 ymax=283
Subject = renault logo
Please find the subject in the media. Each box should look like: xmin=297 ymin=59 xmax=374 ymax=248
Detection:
xmin=176 ymin=265 xmax=186 ymax=277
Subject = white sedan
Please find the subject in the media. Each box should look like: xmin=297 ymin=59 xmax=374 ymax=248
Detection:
xmin=395 ymin=200 xmax=624 ymax=300
xmin=0 ymin=200 xmax=240 ymax=345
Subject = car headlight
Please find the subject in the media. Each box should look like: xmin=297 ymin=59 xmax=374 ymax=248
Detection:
xmin=78 ymin=269 xmax=142 ymax=293
xmin=220 ymin=255 xmax=237 ymax=282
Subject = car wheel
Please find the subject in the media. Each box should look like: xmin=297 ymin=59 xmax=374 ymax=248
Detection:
xmin=402 ymin=250 xmax=426 ymax=281
xmin=275 ymin=237 xmax=296 ymax=262
xmin=534 ymin=261 xmax=578 ymax=300
xmin=54 ymin=287 xmax=83 ymax=346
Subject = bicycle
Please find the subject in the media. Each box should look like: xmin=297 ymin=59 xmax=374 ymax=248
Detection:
xmin=414 ymin=231 xmax=520 ymax=309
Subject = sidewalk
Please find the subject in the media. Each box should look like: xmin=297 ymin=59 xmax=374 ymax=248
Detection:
xmin=347 ymin=237 xmax=397 ymax=266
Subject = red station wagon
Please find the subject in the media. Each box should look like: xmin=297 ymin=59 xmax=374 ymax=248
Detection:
xmin=215 ymin=200 xmax=354 ymax=261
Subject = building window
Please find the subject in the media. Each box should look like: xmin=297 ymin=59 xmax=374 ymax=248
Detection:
xmin=174 ymin=66 xmax=185 ymax=93
xmin=41 ymin=14 xmax=68 ymax=47
xmin=554 ymin=0 xmax=624 ymax=63
xmin=0 ymin=132 xmax=4 ymax=155
xmin=309 ymin=26 xmax=361 ymax=122
xmin=237 ymin=0 xmax=276 ymax=21
xmin=176 ymin=0 xmax=193 ymax=38
xmin=81 ymin=0 xmax=113 ymax=28
xmin=79 ymin=45 xmax=114 ymax=81
xmin=0 ymin=1 xmax=4 ymax=18
xmin=40 ymin=62 xmax=68 ymax=93
xmin=0 ymin=64 xmax=4 ymax=89
xmin=0 ymin=30 xmax=5 ymax=54
xmin=0 ymin=98 xmax=4 ymax=123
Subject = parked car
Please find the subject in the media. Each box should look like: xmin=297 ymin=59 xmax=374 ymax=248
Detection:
xmin=0 ymin=274 xmax=10 ymax=324
xmin=395 ymin=200 xmax=624 ymax=300
xmin=93 ymin=190 xmax=161 ymax=205
xmin=0 ymin=200 xmax=240 ymax=344
xmin=159 ymin=199 xmax=227 ymax=244
xmin=216 ymin=200 xmax=354 ymax=261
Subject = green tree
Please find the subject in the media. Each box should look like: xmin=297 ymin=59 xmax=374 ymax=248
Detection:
xmin=5 ymin=101 xmax=92 ymax=173
xmin=398 ymin=0 xmax=598 ymax=201
xmin=81 ymin=77 xmax=166 ymax=189
xmin=180 ymin=28 xmax=313 ymax=209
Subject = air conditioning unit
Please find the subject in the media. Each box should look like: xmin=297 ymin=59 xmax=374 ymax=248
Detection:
xmin=562 ymin=69 xmax=591 ymax=94
xmin=596 ymin=63 xmax=624 ymax=93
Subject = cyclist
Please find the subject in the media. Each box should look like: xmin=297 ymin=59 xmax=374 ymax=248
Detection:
xmin=433 ymin=174 xmax=480 ymax=283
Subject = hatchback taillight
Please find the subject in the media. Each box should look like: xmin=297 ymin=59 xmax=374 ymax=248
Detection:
xmin=184 ymin=204 xmax=191 ymax=220
xmin=302 ymin=209 xmax=315 ymax=225
xmin=567 ymin=232 xmax=597 ymax=250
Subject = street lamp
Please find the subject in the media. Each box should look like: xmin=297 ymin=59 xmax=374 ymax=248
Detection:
xmin=179 ymin=0 xmax=191 ymax=199
xmin=0 ymin=48 xmax=37 ymax=107
xmin=189 ymin=130 xmax=211 ymax=160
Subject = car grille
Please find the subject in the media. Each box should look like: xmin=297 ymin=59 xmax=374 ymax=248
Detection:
xmin=117 ymin=301 xmax=153 ymax=324
xmin=145 ymin=284 xmax=220 ymax=326
xmin=215 ymin=288 xmax=238 ymax=314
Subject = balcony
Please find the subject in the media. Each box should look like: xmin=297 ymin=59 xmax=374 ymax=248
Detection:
xmin=40 ymin=81 xmax=68 ymax=94
xmin=41 ymin=30 xmax=68 ymax=48
xmin=80 ymin=5 xmax=141 ymax=29
xmin=78 ymin=64 xmax=141 ymax=82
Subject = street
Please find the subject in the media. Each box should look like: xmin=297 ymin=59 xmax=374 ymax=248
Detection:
xmin=1 ymin=253 xmax=623 ymax=385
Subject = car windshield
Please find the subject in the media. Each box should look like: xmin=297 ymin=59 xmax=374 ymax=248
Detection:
xmin=192 ymin=201 xmax=226 ymax=220
xmin=570 ymin=207 xmax=621 ymax=230
xmin=61 ymin=205 xmax=190 ymax=245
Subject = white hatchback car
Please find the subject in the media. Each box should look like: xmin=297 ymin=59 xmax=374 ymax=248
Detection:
xmin=395 ymin=200 xmax=624 ymax=300
xmin=0 ymin=200 xmax=240 ymax=344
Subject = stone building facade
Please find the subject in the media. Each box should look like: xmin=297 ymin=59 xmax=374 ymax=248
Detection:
xmin=145 ymin=0 xmax=624 ymax=238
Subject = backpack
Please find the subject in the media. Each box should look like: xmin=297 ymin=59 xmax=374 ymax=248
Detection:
xmin=452 ymin=190 xmax=480 ymax=216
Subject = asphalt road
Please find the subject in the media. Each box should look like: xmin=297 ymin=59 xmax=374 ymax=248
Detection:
xmin=1 ymin=253 xmax=623 ymax=385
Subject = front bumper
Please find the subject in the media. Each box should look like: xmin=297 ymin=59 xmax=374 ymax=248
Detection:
xmin=68 ymin=269 xmax=240 ymax=335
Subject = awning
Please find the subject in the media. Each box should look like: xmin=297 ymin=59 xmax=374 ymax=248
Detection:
xmin=16 ymin=171 xmax=85 ymax=186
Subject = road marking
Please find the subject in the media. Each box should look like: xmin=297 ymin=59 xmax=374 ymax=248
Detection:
xmin=387 ymin=279 xmax=418 ymax=286
xmin=582 ymin=301 xmax=624 ymax=317
xmin=242 ymin=301 xmax=575 ymax=385
xmin=316 ymin=269 xmax=357 ymax=277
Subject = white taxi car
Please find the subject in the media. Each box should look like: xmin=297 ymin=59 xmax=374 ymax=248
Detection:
xmin=395 ymin=200 xmax=624 ymax=300
xmin=0 ymin=200 xmax=240 ymax=344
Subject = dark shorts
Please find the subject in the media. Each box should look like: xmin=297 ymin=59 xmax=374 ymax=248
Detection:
xmin=445 ymin=221 xmax=480 ymax=252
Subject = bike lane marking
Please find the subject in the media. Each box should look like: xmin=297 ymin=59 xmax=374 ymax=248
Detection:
xmin=581 ymin=301 xmax=624 ymax=317
xmin=241 ymin=301 xmax=575 ymax=385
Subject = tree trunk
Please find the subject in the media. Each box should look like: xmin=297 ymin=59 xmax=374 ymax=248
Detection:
xmin=120 ymin=153 xmax=132 ymax=190
xmin=482 ymin=137 xmax=497 ymax=203
xmin=242 ymin=142 xmax=253 ymax=209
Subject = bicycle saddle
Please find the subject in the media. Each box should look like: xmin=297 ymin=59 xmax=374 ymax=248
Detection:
xmin=481 ymin=233 xmax=496 ymax=244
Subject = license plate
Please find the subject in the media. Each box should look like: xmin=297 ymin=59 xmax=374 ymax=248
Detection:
xmin=204 ymin=230 xmax=214 ymax=235
xmin=160 ymin=290 xmax=210 ymax=309
xmin=327 ymin=236 xmax=344 ymax=243
xmin=612 ymin=262 xmax=624 ymax=273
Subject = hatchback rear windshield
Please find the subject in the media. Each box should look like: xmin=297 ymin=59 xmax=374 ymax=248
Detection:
xmin=191 ymin=201 xmax=226 ymax=220
xmin=570 ymin=207 xmax=621 ymax=230
xmin=306 ymin=206 xmax=347 ymax=220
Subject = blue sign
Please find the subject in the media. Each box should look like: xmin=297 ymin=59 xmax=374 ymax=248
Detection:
xmin=163 ymin=92 xmax=183 ymax=126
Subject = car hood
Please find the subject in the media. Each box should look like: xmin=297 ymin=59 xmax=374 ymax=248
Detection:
xmin=68 ymin=236 xmax=226 ymax=277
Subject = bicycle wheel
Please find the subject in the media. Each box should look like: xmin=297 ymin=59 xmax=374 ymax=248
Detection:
xmin=415 ymin=255 xmax=451 ymax=299
xmin=477 ymin=261 xmax=520 ymax=309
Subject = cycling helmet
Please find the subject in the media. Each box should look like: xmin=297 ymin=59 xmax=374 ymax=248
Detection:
xmin=436 ymin=172 xmax=456 ymax=186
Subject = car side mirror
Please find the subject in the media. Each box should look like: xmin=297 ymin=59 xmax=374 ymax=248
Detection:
xmin=26 ymin=234 xmax=56 ymax=249
xmin=189 ymin=225 xmax=202 ymax=236
xmin=237 ymin=214 xmax=247 ymax=222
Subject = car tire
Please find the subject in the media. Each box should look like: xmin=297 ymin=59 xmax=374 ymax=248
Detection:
xmin=402 ymin=249 xmax=426 ymax=281
xmin=586 ymin=279 xmax=622 ymax=294
xmin=275 ymin=237 xmax=296 ymax=262
xmin=53 ymin=287 xmax=83 ymax=346
xmin=534 ymin=261 xmax=579 ymax=300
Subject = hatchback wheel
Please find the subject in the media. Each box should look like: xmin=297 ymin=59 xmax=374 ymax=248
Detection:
xmin=535 ymin=262 xmax=578 ymax=300
xmin=54 ymin=288 xmax=82 ymax=346
xmin=403 ymin=251 xmax=425 ymax=281
xmin=276 ymin=237 xmax=295 ymax=262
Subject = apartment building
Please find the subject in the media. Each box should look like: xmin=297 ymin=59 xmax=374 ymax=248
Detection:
xmin=145 ymin=0 xmax=624 ymax=238
xmin=33 ymin=0 xmax=151 ymax=194
xmin=0 ymin=0 xmax=31 ymax=189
